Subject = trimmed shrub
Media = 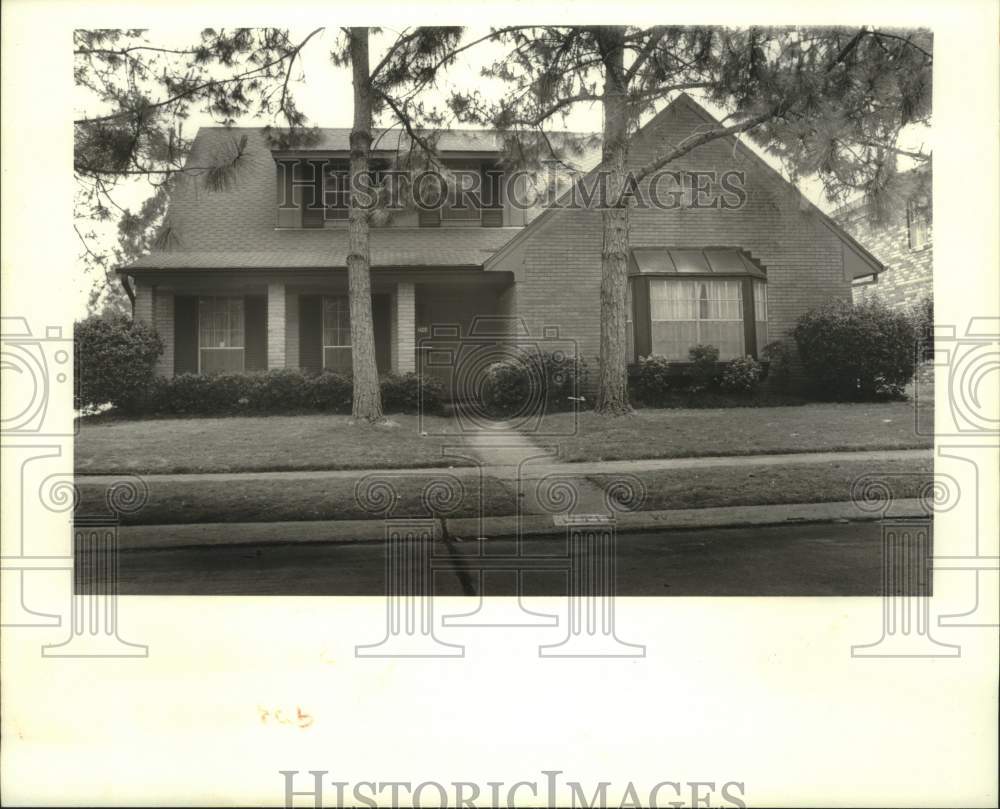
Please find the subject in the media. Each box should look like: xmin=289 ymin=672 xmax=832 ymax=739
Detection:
xmin=688 ymin=344 xmax=720 ymax=390
xmin=793 ymin=298 xmax=917 ymax=400
xmin=479 ymin=350 xmax=589 ymax=418
xmin=249 ymin=369 xmax=310 ymax=412
xmin=761 ymin=340 xmax=792 ymax=391
xmin=74 ymin=313 xmax=163 ymax=412
xmin=134 ymin=369 xmax=442 ymax=417
xmin=380 ymin=373 xmax=446 ymax=415
xmin=306 ymin=371 xmax=353 ymax=412
xmin=719 ymin=356 xmax=762 ymax=393
xmin=632 ymin=354 xmax=683 ymax=403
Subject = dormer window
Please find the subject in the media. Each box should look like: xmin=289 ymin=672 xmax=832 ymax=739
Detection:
xmin=276 ymin=156 xmax=504 ymax=229
xmin=322 ymin=162 xmax=350 ymax=221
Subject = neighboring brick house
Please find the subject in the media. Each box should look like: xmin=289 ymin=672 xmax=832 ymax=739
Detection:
xmin=121 ymin=94 xmax=883 ymax=393
xmin=833 ymin=167 xmax=932 ymax=310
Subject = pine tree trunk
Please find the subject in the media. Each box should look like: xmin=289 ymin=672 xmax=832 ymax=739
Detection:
xmin=595 ymin=30 xmax=633 ymax=416
xmin=347 ymin=28 xmax=384 ymax=423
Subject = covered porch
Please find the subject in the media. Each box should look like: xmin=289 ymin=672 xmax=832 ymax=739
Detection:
xmin=129 ymin=269 xmax=515 ymax=385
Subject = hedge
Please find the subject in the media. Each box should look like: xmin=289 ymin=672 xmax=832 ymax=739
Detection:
xmin=478 ymin=349 xmax=590 ymax=417
xmin=74 ymin=313 xmax=163 ymax=413
xmin=135 ymin=370 xmax=447 ymax=416
xmin=793 ymin=298 xmax=917 ymax=400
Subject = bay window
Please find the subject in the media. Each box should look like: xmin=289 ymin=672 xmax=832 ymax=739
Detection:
xmin=199 ymin=296 xmax=245 ymax=373
xmin=628 ymin=247 xmax=769 ymax=363
xmin=650 ymin=278 xmax=744 ymax=360
xmin=322 ymin=295 xmax=352 ymax=373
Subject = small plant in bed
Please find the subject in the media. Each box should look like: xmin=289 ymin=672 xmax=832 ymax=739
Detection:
xmin=631 ymin=349 xmax=797 ymax=408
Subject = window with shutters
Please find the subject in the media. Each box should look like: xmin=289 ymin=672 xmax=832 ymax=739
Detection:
xmin=322 ymin=161 xmax=350 ymax=221
xmin=438 ymin=160 xmax=503 ymax=224
xmin=198 ymin=296 xmax=245 ymax=373
xmin=322 ymin=296 xmax=352 ymax=374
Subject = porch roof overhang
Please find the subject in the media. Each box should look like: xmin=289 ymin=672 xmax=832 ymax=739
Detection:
xmin=118 ymin=226 xmax=523 ymax=274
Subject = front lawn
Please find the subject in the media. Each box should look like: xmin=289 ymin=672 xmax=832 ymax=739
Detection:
xmin=548 ymin=400 xmax=931 ymax=463
xmin=596 ymin=456 xmax=932 ymax=512
xmin=77 ymin=398 xmax=933 ymax=476
xmin=75 ymin=414 xmax=468 ymax=474
xmin=75 ymin=471 xmax=514 ymax=525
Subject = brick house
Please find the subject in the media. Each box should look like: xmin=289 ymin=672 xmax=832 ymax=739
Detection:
xmin=121 ymin=94 xmax=883 ymax=393
xmin=833 ymin=167 xmax=932 ymax=310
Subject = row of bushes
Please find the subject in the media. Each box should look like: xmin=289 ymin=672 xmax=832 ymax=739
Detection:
xmin=632 ymin=298 xmax=922 ymax=404
xmin=76 ymin=296 xmax=926 ymax=415
xmin=131 ymin=369 xmax=446 ymax=416
xmin=74 ymin=315 xmax=449 ymax=416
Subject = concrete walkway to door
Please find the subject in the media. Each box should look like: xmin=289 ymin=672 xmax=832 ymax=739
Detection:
xmin=456 ymin=420 xmax=616 ymax=518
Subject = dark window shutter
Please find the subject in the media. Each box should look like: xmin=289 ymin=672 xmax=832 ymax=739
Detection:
xmin=418 ymin=208 xmax=441 ymax=228
xmin=481 ymin=163 xmax=503 ymax=227
xmin=245 ymin=295 xmax=267 ymax=370
xmin=298 ymin=294 xmax=323 ymax=373
xmin=372 ymin=294 xmax=391 ymax=373
xmin=174 ymin=296 xmax=199 ymax=375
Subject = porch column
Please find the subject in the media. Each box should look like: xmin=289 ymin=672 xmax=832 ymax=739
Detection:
xmin=393 ymin=282 xmax=416 ymax=373
xmin=267 ymin=282 xmax=286 ymax=369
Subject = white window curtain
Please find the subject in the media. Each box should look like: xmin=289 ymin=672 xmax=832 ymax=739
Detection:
xmin=199 ymin=297 xmax=245 ymax=373
xmin=322 ymin=296 xmax=352 ymax=373
xmin=650 ymin=279 xmax=744 ymax=360
xmin=753 ymin=280 xmax=768 ymax=357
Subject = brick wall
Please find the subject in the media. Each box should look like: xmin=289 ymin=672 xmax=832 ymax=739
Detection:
xmin=836 ymin=206 xmax=933 ymax=310
xmin=133 ymin=278 xmax=154 ymax=326
xmin=133 ymin=279 xmax=174 ymax=377
xmin=152 ymin=289 xmax=174 ymax=377
xmin=510 ymin=97 xmax=853 ymax=386
xmin=267 ymin=283 xmax=286 ymax=368
xmin=285 ymin=290 xmax=299 ymax=368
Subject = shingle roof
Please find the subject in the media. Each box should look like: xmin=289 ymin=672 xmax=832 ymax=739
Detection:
xmin=121 ymin=126 xmax=597 ymax=273
xmin=125 ymin=227 xmax=522 ymax=270
xmin=261 ymin=126 xmax=600 ymax=157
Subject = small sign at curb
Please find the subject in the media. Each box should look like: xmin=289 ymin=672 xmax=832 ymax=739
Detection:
xmin=553 ymin=514 xmax=613 ymax=527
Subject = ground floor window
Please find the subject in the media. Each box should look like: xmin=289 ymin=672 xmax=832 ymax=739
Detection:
xmin=198 ymin=296 xmax=245 ymax=373
xmin=649 ymin=278 xmax=745 ymax=360
xmin=322 ymin=295 xmax=352 ymax=373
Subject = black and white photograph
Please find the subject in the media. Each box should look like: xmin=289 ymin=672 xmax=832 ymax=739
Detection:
xmin=1 ymin=4 xmax=997 ymax=807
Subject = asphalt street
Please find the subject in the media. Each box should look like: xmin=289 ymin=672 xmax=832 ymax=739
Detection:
xmin=107 ymin=520 xmax=929 ymax=597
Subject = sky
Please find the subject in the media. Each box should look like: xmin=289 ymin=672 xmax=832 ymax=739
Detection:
xmin=74 ymin=26 xmax=931 ymax=315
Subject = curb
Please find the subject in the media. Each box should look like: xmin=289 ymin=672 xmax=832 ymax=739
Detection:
xmin=116 ymin=499 xmax=927 ymax=552
xmin=446 ymin=499 xmax=928 ymax=540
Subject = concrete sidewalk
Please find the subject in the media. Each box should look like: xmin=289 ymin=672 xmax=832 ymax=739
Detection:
xmin=76 ymin=446 xmax=931 ymax=485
